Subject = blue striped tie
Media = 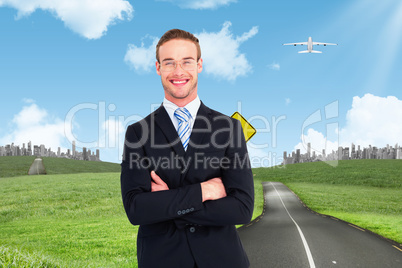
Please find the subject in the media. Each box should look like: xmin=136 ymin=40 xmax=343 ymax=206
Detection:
xmin=174 ymin=107 xmax=191 ymax=150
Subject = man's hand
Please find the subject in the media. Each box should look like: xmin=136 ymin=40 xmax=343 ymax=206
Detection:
xmin=151 ymin=171 xmax=169 ymax=192
xmin=200 ymin=177 xmax=227 ymax=202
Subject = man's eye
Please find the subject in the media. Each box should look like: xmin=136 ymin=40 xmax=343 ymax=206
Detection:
xmin=164 ymin=62 xmax=174 ymax=66
xmin=183 ymin=61 xmax=192 ymax=65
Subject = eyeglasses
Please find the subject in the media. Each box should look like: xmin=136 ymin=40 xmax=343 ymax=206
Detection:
xmin=159 ymin=59 xmax=198 ymax=72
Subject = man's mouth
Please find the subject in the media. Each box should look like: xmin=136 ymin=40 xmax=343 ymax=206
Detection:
xmin=170 ymin=79 xmax=189 ymax=85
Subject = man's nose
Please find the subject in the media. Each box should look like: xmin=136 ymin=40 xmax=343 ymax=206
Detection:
xmin=172 ymin=62 xmax=185 ymax=74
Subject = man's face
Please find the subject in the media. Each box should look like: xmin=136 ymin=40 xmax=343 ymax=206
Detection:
xmin=156 ymin=39 xmax=203 ymax=106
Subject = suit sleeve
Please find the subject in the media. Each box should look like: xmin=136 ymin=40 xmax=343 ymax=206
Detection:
xmin=121 ymin=124 xmax=204 ymax=226
xmin=178 ymin=119 xmax=255 ymax=226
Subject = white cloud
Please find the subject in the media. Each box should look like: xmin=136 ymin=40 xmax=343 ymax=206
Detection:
xmin=338 ymin=93 xmax=402 ymax=147
xmin=247 ymin=145 xmax=283 ymax=168
xmin=285 ymin=98 xmax=291 ymax=105
xmin=294 ymin=128 xmax=339 ymax=156
xmin=268 ymin=62 xmax=280 ymax=71
xmin=22 ymin=98 xmax=35 ymax=104
xmin=0 ymin=102 xmax=67 ymax=151
xmin=292 ymin=94 xmax=402 ymax=155
xmin=0 ymin=0 xmax=133 ymax=39
xmin=196 ymin=21 xmax=258 ymax=81
xmin=98 ymin=118 xmax=126 ymax=163
xmin=124 ymin=36 xmax=159 ymax=73
xmin=124 ymin=21 xmax=258 ymax=81
xmin=158 ymin=0 xmax=236 ymax=10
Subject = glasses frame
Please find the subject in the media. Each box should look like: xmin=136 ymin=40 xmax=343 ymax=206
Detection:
xmin=158 ymin=59 xmax=199 ymax=72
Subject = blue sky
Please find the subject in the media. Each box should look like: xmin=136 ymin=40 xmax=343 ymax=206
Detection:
xmin=1 ymin=0 xmax=402 ymax=166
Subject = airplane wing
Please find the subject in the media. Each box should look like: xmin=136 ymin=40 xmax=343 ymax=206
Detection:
xmin=299 ymin=50 xmax=322 ymax=53
xmin=283 ymin=42 xmax=308 ymax=46
xmin=313 ymin=42 xmax=337 ymax=46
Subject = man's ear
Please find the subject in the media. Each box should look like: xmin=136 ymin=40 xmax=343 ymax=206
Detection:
xmin=197 ymin=58 xmax=203 ymax=73
xmin=156 ymin=61 xmax=161 ymax=75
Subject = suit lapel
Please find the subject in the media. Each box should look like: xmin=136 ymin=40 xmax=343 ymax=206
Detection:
xmin=153 ymin=102 xmax=212 ymax=183
xmin=154 ymin=105 xmax=186 ymax=157
xmin=181 ymin=102 xmax=211 ymax=180
xmin=185 ymin=102 xmax=211 ymax=156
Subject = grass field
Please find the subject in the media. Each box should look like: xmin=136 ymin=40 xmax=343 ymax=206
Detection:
xmin=0 ymin=172 xmax=137 ymax=267
xmin=252 ymin=159 xmax=402 ymax=244
xmin=0 ymin=157 xmax=401 ymax=267
xmin=0 ymin=156 xmax=121 ymax=178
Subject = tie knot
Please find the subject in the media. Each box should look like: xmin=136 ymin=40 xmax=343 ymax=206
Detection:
xmin=174 ymin=107 xmax=191 ymax=123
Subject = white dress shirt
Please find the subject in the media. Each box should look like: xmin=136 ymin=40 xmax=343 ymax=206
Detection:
xmin=163 ymin=96 xmax=201 ymax=133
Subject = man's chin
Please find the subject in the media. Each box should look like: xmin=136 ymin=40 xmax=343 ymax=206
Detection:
xmin=164 ymin=89 xmax=190 ymax=100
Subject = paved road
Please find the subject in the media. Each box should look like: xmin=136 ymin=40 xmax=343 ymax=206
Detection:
xmin=238 ymin=182 xmax=402 ymax=268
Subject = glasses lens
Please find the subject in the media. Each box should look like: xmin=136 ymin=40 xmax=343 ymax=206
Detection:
xmin=181 ymin=59 xmax=197 ymax=71
xmin=160 ymin=59 xmax=197 ymax=71
xmin=161 ymin=60 xmax=176 ymax=72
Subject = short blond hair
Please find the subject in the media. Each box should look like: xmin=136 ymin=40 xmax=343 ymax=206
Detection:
xmin=156 ymin=29 xmax=201 ymax=62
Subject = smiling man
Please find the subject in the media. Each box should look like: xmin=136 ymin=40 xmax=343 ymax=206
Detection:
xmin=156 ymin=38 xmax=201 ymax=106
xmin=121 ymin=29 xmax=254 ymax=268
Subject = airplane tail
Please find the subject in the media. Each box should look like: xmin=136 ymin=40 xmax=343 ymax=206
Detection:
xmin=298 ymin=50 xmax=322 ymax=54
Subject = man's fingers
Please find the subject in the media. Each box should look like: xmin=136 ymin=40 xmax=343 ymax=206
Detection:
xmin=200 ymin=177 xmax=227 ymax=202
xmin=211 ymin=177 xmax=223 ymax=183
xmin=150 ymin=171 xmax=169 ymax=192
xmin=151 ymin=170 xmax=164 ymax=184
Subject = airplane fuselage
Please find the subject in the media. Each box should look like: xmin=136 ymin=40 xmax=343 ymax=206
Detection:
xmin=307 ymin=37 xmax=313 ymax=52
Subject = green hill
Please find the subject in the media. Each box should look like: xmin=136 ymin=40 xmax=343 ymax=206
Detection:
xmin=252 ymin=159 xmax=402 ymax=244
xmin=0 ymin=159 xmax=401 ymax=267
xmin=0 ymin=156 xmax=121 ymax=178
xmin=253 ymin=159 xmax=402 ymax=187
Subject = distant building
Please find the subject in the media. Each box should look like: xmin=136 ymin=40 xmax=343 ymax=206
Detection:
xmin=397 ymin=148 xmax=402 ymax=159
xmin=83 ymin=147 xmax=88 ymax=161
xmin=296 ymin=149 xmax=301 ymax=163
xmin=282 ymin=143 xmax=402 ymax=165
xmin=72 ymin=141 xmax=76 ymax=157
xmin=343 ymin=147 xmax=349 ymax=160
xmin=28 ymin=141 xmax=32 ymax=156
xmin=0 ymin=140 xmax=100 ymax=162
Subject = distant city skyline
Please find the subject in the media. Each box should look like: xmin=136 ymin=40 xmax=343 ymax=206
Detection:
xmin=0 ymin=141 xmax=100 ymax=162
xmin=2 ymin=140 xmax=401 ymax=167
xmin=284 ymin=143 xmax=402 ymax=165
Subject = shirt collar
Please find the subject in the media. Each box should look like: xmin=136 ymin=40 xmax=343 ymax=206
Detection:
xmin=163 ymin=96 xmax=201 ymax=120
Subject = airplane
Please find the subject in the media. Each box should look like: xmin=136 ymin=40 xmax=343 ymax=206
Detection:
xmin=283 ymin=37 xmax=337 ymax=53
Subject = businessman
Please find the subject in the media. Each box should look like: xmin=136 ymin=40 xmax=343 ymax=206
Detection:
xmin=121 ymin=29 xmax=254 ymax=268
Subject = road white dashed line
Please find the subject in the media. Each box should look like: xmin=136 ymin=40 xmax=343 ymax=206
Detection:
xmin=270 ymin=182 xmax=316 ymax=268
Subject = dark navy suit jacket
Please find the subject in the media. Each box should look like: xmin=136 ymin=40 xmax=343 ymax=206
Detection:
xmin=121 ymin=102 xmax=254 ymax=268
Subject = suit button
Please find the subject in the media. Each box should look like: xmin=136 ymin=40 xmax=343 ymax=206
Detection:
xmin=182 ymin=210 xmax=186 ymax=215
xmin=177 ymin=211 xmax=182 ymax=215
xmin=190 ymin=208 xmax=194 ymax=212
xmin=186 ymin=209 xmax=190 ymax=213
xmin=189 ymin=227 xmax=196 ymax=233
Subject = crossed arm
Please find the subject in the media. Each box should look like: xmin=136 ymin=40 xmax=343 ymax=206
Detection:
xmin=121 ymin=121 xmax=254 ymax=227
xmin=150 ymin=170 xmax=226 ymax=202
